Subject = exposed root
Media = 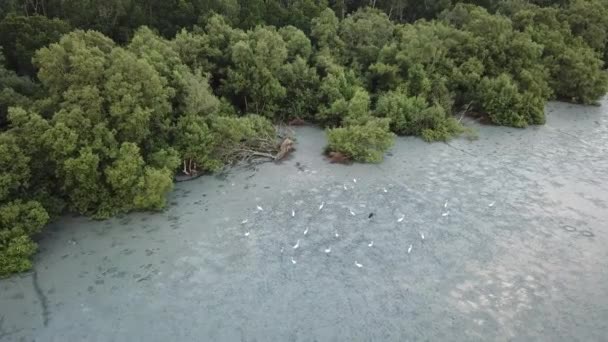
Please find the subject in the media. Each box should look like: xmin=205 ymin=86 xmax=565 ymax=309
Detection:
xmin=288 ymin=117 xmax=307 ymax=126
xmin=326 ymin=151 xmax=352 ymax=164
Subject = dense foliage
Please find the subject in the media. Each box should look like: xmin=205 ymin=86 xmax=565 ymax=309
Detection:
xmin=1 ymin=0 xmax=608 ymax=276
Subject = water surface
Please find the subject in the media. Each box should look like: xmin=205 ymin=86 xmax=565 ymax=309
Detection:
xmin=1 ymin=101 xmax=607 ymax=341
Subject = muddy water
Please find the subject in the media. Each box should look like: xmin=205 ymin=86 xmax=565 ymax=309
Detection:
xmin=1 ymin=101 xmax=607 ymax=341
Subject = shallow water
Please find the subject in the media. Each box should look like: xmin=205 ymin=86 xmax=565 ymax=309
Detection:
xmin=1 ymin=101 xmax=607 ymax=341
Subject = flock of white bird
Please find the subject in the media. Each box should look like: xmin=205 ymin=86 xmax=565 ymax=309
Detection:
xmin=240 ymin=178 xmax=496 ymax=268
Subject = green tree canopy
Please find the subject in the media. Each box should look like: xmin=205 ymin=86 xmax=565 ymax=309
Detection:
xmin=0 ymin=14 xmax=71 ymax=76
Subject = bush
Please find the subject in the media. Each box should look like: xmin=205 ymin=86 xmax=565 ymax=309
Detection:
xmin=326 ymin=118 xmax=394 ymax=163
xmin=375 ymin=89 xmax=463 ymax=141
xmin=0 ymin=200 xmax=49 ymax=277
xmin=477 ymin=74 xmax=545 ymax=127
xmin=419 ymin=106 xmax=465 ymax=142
xmin=548 ymin=46 xmax=608 ymax=104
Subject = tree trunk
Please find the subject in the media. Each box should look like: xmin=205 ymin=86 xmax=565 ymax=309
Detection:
xmin=182 ymin=160 xmax=190 ymax=175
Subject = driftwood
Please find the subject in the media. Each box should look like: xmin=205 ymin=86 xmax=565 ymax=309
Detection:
xmin=175 ymin=126 xmax=295 ymax=182
xmin=275 ymin=138 xmax=294 ymax=161
xmin=458 ymin=102 xmax=473 ymax=123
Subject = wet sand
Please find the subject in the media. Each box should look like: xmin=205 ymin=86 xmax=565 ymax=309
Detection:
xmin=1 ymin=100 xmax=607 ymax=341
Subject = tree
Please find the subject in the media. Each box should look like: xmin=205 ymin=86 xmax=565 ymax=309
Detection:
xmin=223 ymin=26 xmax=288 ymax=117
xmin=280 ymin=25 xmax=313 ymax=61
xmin=477 ymin=73 xmax=545 ymax=127
xmin=339 ymin=7 xmax=394 ymax=71
xmin=547 ymin=46 xmax=608 ymax=104
xmin=0 ymin=14 xmax=71 ymax=76
xmin=507 ymin=2 xmax=608 ymax=104
xmin=0 ymin=200 xmax=49 ymax=276
xmin=0 ymin=51 xmax=40 ymax=127
xmin=316 ymin=66 xmax=362 ymax=127
xmin=0 ymin=133 xmax=30 ymax=201
xmin=278 ymin=56 xmax=320 ymax=121
xmin=32 ymin=30 xmax=177 ymax=217
xmin=562 ymin=0 xmax=608 ymax=61
xmin=311 ymin=8 xmax=343 ymax=51
xmin=175 ymin=113 xmax=221 ymax=173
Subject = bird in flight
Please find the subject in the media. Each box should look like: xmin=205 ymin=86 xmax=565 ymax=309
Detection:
xmin=324 ymin=247 xmax=331 ymax=254
xmin=244 ymin=231 xmax=250 ymax=237
xmin=349 ymin=208 xmax=356 ymax=216
xmin=291 ymin=257 xmax=297 ymax=264
xmin=488 ymin=201 xmax=496 ymax=207
xmin=355 ymin=261 xmax=363 ymax=268
xmin=420 ymin=232 xmax=425 ymax=240
xmin=303 ymin=227 xmax=308 ymax=235
xmin=257 ymin=205 xmax=263 ymax=211
xmin=368 ymin=241 xmax=374 ymax=247
xmin=383 ymin=188 xmax=388 ymax=193
xmin=444 ymin=200 xmax=449 ymax=208
xmin=408 ymin=244 xmax=413 ymax=253
xmin=442 ymin=211 xmax=450 ymax=217
xmin=397 ymin=214 xmax=405 ymax=222
xmin=293 ymin=239 xmax=300 ymax=249
xmin=241 ymin=219 xmax=248 ymax=224
xmin=319 ymin=201 xmax=325 ymax=210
